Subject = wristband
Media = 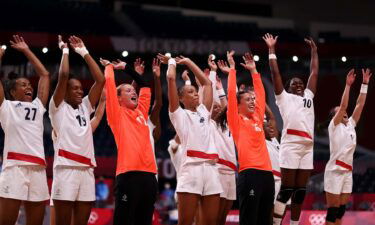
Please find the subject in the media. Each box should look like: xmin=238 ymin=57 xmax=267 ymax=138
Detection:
xmin=62 ymin=48 xmax=69 ymax=55
xmin=74 ymin=47 xmax=89 ymax=58
xmin=169 ymin=139 xmax=179 ymax=149
xmin=217 ymin=88 xmax=225 ymax=96
xmin=185 ymin=80 xmax=191 ymax=86
xmin=168 ymin=58 xmax=176 ymax=66
xmin=360 ymin=84 xmax=368 ymax=94
xmin=269 ymin=54 xmax=277 ymax=60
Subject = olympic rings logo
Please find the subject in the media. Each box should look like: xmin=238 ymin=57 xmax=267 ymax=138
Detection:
xmin=309 ymin=213 xmax=326 ymax=225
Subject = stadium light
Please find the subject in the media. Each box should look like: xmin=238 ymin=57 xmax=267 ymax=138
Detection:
xmin=122 ymin=50 xmax=129 ymax=57
xmin=42 ymin=47 xmax=48 ymax=54
xmin=165 ymin=52 xmax=172 ymax=58
xmin=254 ymin=55 xmax=260 ymax=62
xmin=341 ymin=56 xmax=347 ymax=62
xmin=292 ymin=56 xmax=298 ymax=62
xmin=210 ymin=54 xmax=216 ymax=60
xmin=1 ymin=45 xmax=6 ymax=50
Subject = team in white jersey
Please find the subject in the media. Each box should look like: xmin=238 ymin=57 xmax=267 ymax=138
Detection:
xmin=49 ymin=35 xmax=105 ymax=225
xmin=324 ymin=69 xmax=372 ymax=225
xmin=264 ymin=33 xmax=319 ymax=225
xmin=0 ymin=35 xmax=51 ymax=225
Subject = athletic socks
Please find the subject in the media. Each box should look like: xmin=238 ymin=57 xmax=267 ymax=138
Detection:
xmin=273 ymin=217 xmax=282 ymax=225
xmin=290 ymin=220 xmax=299 ymax=225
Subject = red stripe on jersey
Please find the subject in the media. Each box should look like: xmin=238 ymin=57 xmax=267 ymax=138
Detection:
xmin=218 ymin=158 xmax=237 ymax=171
xmin=58 ymin=149 xmax=94 ymax=167
xmin=272 ymin=170 xmax=281 ymax=177
xmin=187 ymin=150 xmax=219 ymax=160
xmin=336 ymin=160 xmax=353 ymax=171
xmin=286 ymin=129 xmax=312 ymax=139
xmin=7 ymin=152 xmax=46 ymax=166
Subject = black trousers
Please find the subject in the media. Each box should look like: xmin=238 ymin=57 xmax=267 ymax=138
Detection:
xmin=238 ymin=168 xmax=275 ymax=225
xmin=113 ymin=171 xmax=158 ymax=225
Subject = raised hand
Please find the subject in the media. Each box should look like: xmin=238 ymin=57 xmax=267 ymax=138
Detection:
xmin=240 ymin=52 xmax=257 ymax=72
xmin=262 ymin=33 xmax=278 ymax=49
xmin=152 ymin=58 xmax=161 ymax=77
xmin=304 ymin=37 xmax=317 ymax=51
xmin=226 ymin=50 xmax=235 ymax=69
xmin=346 ymin=69 xmax=356 ymax=86
xmin=112 ymin=59 xmax=126 ymax=70
xmin=134 ymin=58 xmax=145 ymax=75
xmin=68 ymin=35 xmax=85 ymax=49
xmin=10 ymin=35 xmax=29 ymax=52
xmin=157 ymin=53 xmax=171 ymax=64
xmin=181 ymin=70 xmax=190 ymax=81
xmin=362 ymin=68 xmax=372 ymax=84
xmin=208 ymin=55 xmax=218 ymax=71
xmin=99 ymin=58 xmax=111 ymax=67
xmin=217 ymin=60 xmax=230 ymax=74
xmin=58 ymin=35 xmax=68 ymax=49
xmin=175 ymin=55 xmax=191 ymax=65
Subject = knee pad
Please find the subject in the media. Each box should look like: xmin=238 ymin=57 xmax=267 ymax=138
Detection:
xmin=291 ymin=187 xmax=306 ymax=204
xmin=276 ymin=186 xmax=294 ymax=203
xmin=336 ymin=204 xmax=346 ymax=219
xmin=326 ymin=207 xmax=338 ymax=223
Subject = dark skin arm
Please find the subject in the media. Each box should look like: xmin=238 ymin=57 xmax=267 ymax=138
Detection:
xmin=150 ymin=58 xmax=163 ymax=142
xmin=53 ymin=35 xmax=69 ymax=108
xmin=305 ymin=38 xmax=319 ymax=94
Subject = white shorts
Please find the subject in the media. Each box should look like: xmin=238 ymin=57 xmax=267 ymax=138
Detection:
xmin=177 ymin=162 xmax=223 ymax=196
xmin=219 ymin=171 xmax=236 ymax=200
xmin=279 ymin=142 xmax=314 ymax=169
xmin=51 ymin=166 xmax=95 ymax=202
xmin=324 ymin=170 xmax=352 ymax=195
xmin=0 ymin=165 xmax=49 ymax=201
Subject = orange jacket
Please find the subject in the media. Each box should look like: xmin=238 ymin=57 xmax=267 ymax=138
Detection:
xmin=227 ymin=69 xmax=272 ymax=172
xmin=105 ymin=65 xmax=157 ymax=175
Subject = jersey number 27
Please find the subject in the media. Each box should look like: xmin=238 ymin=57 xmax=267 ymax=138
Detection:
xmin=24 ymin=107 xmax=37 ymax=121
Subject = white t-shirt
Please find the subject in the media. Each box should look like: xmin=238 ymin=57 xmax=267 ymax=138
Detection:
xmin=326 ymin=117 xmax=357 ymax=171
xmin=169 ymin=104 xmax=218 ymax=167
xmin=210 ymin=120 xmax=236 ymax=173
xmin=0 ymin=98 xmax=46 ymax=168
xmin=276 ymin=89 xmax=315 ymax=144
xmin=167 ymin=139 xmax=183 ymax=177
xmin=49 ymin=96 xmax=96 ymax=168
xmin=266 ymin=137 xmax=281 ymax=179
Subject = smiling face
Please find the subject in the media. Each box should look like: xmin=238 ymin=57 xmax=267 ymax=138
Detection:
xmin=264 ymin=120 xmax=277 ymax=139
xmin=211 ymin=102 xmax=222 ymax=120
xmin=117 ymin=84 xmax=138 ymax=109
xmin=65 ymin=78 xmax=84 ymax=108
xmin=10 ymin=78 xmax=34 ymax=102
xmin=288 ymin=77 xmax=305 ymax=96
xmin=238 ymin=90 xmax=256 ymax=117
xmin=179 ymin=85 xmax=199 ymax=110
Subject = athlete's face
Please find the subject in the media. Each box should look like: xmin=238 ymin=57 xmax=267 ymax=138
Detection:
xmin=180 ymin=85 xmax=199 ymax=110
xmin=288 ymin=78 xmax=305 ymax=96
xmin=238 ymin=91 xmax=256 ymax=116
xmin=334 ymin=106 xmax=349 ymax=125
xmin=264 ymin=120 xmax=276 ymax=139
xmin=211 ymin=102 xmax=222 ymax=120
xmin=66 ymin=79 xmax=84 ymax=107
xmin=10 ymin=78 xmax=33 ymax=102
xmin=118 ymin=84 xmax=138 ymax=109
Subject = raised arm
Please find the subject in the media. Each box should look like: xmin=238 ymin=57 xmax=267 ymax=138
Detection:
xmin=158 ymin=53 xmax=179 ymax=113
xmin=52 ymin=35 xmax=70 ymax=108
xmin=10 ymin=35 xmax=50 ymax=106
xmin=265 ymin=104 xmax=279 ymax=138
xmin=91 ymin=90 xmax=106 ymax=132
xmin=131 ymin=58 xmax=145 ymax=89
xmin=263 ymin=33 xmax=284 ymax=95
xmin=208 ymin=55 xmax=220 ymax=105
xmin=0 ymin=47 xmax=5 ymax=106
xmin=241 ymin=52 xmax=265 ymax=117
xmin=333 ymin=69 xmax=355 ymax=126
xmin=69 ymin=35 xmax=105 ymax=107
xmin=176 ymin=56 xmax=213 ymax=111
xmin=352 ymin=69 xmax=372 ymax=124
xmin=216 ymin=76 xmax=228 ymax=108
xmin=305 ymin=38 xmax=319 ymax=94
xmin=150 ymin=58 xmax=163 ymax=142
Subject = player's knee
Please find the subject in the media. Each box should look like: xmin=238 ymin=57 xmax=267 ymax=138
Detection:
xmin=276 ymin=186 xmax=294 ymax=203
xmin=336 ymin=204 xmax=346 ymax=219
xmin=291 ymin=187 xmax=306 ymax=204
xmin=326 ymin=207 xmax=339 ymax=223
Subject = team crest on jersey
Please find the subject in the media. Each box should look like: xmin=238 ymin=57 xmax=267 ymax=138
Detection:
xmin=199 ymin=117 xmax=205 ymax=123
xmin=253 ymin=123 xmax=262 ymax=132
xmin=15 ymin=102 xmax=22 ymax=108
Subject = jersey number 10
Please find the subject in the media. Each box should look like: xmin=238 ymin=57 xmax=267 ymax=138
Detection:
xmin=303 ymin=99 xmax=312 ymax=108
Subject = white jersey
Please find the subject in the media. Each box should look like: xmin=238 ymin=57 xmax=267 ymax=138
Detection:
xmin=167 ymin=139 xmax=183 ymax=177
xmin=210 ymin=120 xmax=236 ymax=173
xmin=266 ymin=138 xmax=281 ymax=179
xmin=0 ymin=98 xmax=46 ymax=168
xmin=326 ymin=117 xmax=356 ymax=171
xmin=49 ymin=96 xmax=96 ymax=168
xmin=276 ymin=89 xmax=315 ymax=144
xmin=169 ymin=104 xmax=218 ymax=167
